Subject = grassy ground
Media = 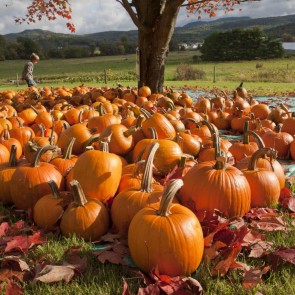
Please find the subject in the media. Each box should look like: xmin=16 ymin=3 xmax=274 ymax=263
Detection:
xmin=1 ymin=52 xmax=295 ymax=95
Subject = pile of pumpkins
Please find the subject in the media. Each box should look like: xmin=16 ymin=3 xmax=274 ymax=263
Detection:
xmin=0 ymin=83 xmax=294 ymax=276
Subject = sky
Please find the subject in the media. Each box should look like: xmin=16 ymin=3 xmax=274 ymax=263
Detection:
xmin=1 ymin=0 xmax=295 ymax=35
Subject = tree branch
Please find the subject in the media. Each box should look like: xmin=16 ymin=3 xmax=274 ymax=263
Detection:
xmin=116 ymin=0 xmax=151 ymax=33
xmin=181 ymin=0 xmax=261 ymax=7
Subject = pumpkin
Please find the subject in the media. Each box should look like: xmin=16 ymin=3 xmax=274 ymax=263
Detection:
xmin=236 ymin=130 xmax=286 ymax=189
xmin=141 ymin=110 xmax=176 ymax=140
xmin=242 ymin=148 xmax=281 ymax=207
xmin=261 ymin=124 xmax=293 ymax=159
xmin=33 ymin=180 xmax=73 ymax=230
xmin=9 ymin=118 xmax=35 ymax=149
xmin=72 ymin=145 xmax=122 ymax=203
xmin=10 ymin=146 xmax=64 ymax=210
xmin=236 ymin=82 xmax=248 ymax=99
xmin=0 ymin=145 xmax=20 ymax=205
xmin=50 ymin=137 xmax=78 ymax=177
xmin=0 ymin=143 xmax=10 ymax=164
xmin=60 ymin=180 xmax=109 ymax=241
xmin=128 ymin=179 xmax=204 ymax=276
xmin=179 ymin=138 xmax=251 ymax=217
xmin=0 ymin=127 xmax=22 ymax=160
xmin=111 ymin=142 xmax=163 ymax=237
xmin=228 ymin=121 xmax=258 ymax=163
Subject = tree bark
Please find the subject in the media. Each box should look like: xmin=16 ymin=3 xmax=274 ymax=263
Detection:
xmin=125 ymin=0 xmax=184 ymax=93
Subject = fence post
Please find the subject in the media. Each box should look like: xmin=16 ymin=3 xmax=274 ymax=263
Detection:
xmin=213 ymin=65 xmax=216 ymax=83
xmin=104 ymin=69 xmax=108 ymax=84
xmin=16 ymin=73 xmax=19 ymax=87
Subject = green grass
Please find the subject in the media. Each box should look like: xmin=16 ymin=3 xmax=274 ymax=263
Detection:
xmin=1 ymin=52 xmax=295 ymax=95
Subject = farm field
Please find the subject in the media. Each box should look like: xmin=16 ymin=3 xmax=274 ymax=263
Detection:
xmin=1 ymin=52 xmax=295 ymax=95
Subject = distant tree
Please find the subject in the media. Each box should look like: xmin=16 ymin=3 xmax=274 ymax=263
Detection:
xmin=200 ymin=28 xmax=284 ymax=61
xmin=16 ymin=37 xmax=41 ymax=59
xmin=62 ymin=45 xmax=90 ymax=58
xmin=282 ymin=33 xmax=295 ymax=42
xmin=0 ymin=35 xmax=6 ymax=60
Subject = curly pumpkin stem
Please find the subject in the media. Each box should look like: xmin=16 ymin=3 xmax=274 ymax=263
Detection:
xmin=70 ymin=179 xmax=88 ymax=206
xmin=63 ymin=137 xmax=76 ymax=159
xmin=201 ymin=119 xmax=216 ymax=136
xmin=133 ymin=160 xmax=146 ymax=178
xmin=83 ymin=134 xmax=101 ymax=151
xmin=247 ymin=147 xmax=277 ymax=171
xmin=140 ymin=142 xmax=159 ymax=193
xmin=245 ymin=130 xmax=265 ymax=149
xmin=242 ymin=121 xmax=250 ymax=145
xmin=123 ymin=126 xmax=136 ymax=138
xmin=31 ymin=145 xmax=56 ymax=167
xmin=48 ymin=180 xmax=61 ymax=199
xmin=157 ymin=179 xmax=184 ymax=217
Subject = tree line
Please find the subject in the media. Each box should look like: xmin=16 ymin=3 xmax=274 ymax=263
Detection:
xmin=0 ymin=27 xmax=285 ymax=62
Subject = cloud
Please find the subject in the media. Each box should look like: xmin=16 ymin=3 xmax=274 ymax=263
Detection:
xmin=1 ymin=0 xmax=295 ymax=35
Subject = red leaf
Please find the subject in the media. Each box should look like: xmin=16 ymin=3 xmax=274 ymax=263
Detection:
xmin=242 ymin=266 xmax=270 ymax=289
xmin=122 ymin=278 xmax=131 ymax=295
xmin=212 ymin=242 xmax=242 ymax=277
xmin=203 ymin=241 xmax=227 ymax=263
xmin=213 ymin=228 xmax=235 ymax=246
xmin=0 ymin=222 xmax=10 ymax=237
xmin=251 ymin=216 xmax=288 ymax=232
xmin=4 ymin=232 xmax=46 ymax=253
xmin=138 ymin=284 xmax=160 ymax=295
xmin=4 ymin=279 xmax=24 ymax=295
xmin=248 ymin=241 xmax=273 ymax=258
xmin=268 ymin=246 xmax=295 ymax=269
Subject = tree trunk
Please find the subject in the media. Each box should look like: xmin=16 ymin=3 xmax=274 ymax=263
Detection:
xmin=135 ymin=1 xmax=183 ymax=93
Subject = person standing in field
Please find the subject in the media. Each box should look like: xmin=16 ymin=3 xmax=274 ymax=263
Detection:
xmin=22 ymin=53 xmax=40 ymax=87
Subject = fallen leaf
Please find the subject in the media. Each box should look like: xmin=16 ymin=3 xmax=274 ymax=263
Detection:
xmin=1 ymin=256 xmax=30 ymax=272
xmin=203 ymin=241 xmax=227 ymax=263
xmin=62 ymin=253 xmax=87 ymax=274
xmin=249 ymin=240 xmax=273 ymax=258
xmin=0 ymin=269 xmax=28 ymax=283
xmin=122 ymin=278 xmax=131 ymax=295
xmin=4 ymin=236 xmax=30 ymax=253
xmin=4 ymin=279 xmax=24 ymax=295
xmin=212 ymin=242 xmax=242 ymax=277
xmin=34 ymin=265 xmax=75 ymax=283
xmin=96 ymin=250 xmax=123 ymax=265
xmin=0 ymin=222 xmax=10 ymax=237
xmin=242 ymin=266 xmax=270 ymax=289
xmin=251 ymin=216 xmax=288 ymax=232
xmin=137 ymin=284 xmax=160 ymax=295
xmin=288 ymin=197 xmax=295 ymax=213
xmin=267 ymin=246 xmax=295 ymax=269
xmin=99 ymin=233 xmax=121 ymax=243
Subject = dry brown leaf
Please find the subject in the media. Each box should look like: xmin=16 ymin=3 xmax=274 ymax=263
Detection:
xmin=34 ymin=265 xmax=75 ymax=283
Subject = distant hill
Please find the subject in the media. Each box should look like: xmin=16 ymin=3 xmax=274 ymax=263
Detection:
xmin=4 ymin=14 xmax=295 ymax=48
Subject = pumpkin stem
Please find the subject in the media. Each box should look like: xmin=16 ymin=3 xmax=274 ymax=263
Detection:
xmin=245 ymin=130 xmax=265 ymax=149
xmin=15 ymin=117 xmax=24 ymax=128
xmin=49 ymin=116 xmax=55 ymax=145
xmin=63 ymin=137 xmax=76 ymax=159
xmin=280 ymin=103 xmax=291 ymax=118
xmin=3 ymin=126 xmax=10 ymax=140
xmin=214 ymin=156 xmax=227 ymax=170
xmin=140 ymin=142 xmax=159 ymax=192
xmin=178 ymin=155 xmax=187 ymax=168
xmin=166 ymin=100 xmax=175 ymax=111
xmin=157 ymin=179 xmax=183 ymax=217
xmin=242 ymin=121 xmax=250 ymax=145
xmin=148 ymin=127 xmax=158 ymax=140
xmin=38 ymin=124 xmax=45 ymax=137
xmin=140 ymin=108 xmax=152 ymax=119
xmin=247 ymin=147 xmax=277 ymax=171
xmin=78 ymin=110 xmax=84 ymax=123
xmin=30 ymin=104 xmax=39 ymax=114
xmin=133 ymin=160 xmax=146 ymax=178
xmin=8 ymin=144 xmax=17 ymax=167
xmin=48 ymin=180 xmax=61 ymax=199
xmin=135 ymin=114 xmax=144 ymax=129
xmin=83 ymin=134 xmax=101 ymax=151
xmin=201 ymin=120 xmax=216 ymax=136
xmin=176 ymin=133 xmax=184 ymax=152
xmin=70 ymin=179 xmax=88 ymax=206
xmin=123 ymin=126 xmax=136 ymax=138
xmin=31 ymin=145 xmax=56 ymax=167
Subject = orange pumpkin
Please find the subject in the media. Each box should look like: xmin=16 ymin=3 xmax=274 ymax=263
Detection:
xmin=128 ymin=179 xmax=204 ymax=276
xmin=60 ymin=180 xmax=109 ymax=241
